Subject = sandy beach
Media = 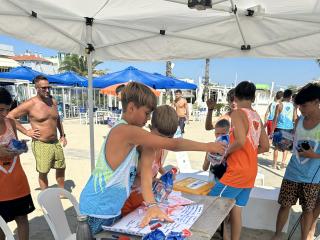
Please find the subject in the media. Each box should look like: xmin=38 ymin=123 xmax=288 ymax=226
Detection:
xmin=6 ymin=119 xmax=319 ymax=240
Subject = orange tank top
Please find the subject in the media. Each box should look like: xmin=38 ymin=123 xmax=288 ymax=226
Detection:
xmin=220 ymin=108 xmax=261 ymax=188
xmin=0 ymin=118 xmax=30 ymax=201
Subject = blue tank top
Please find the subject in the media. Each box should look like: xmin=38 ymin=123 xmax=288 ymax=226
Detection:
xmin=267 ymin=102 xmax=277 ymax=121
xmin=284 ymin=116 xmax=320 ymax=183
xmin=277 ymin=102 xmax=294 ymax=130
xmin=79 ymin=120 xmax=138 ymax=218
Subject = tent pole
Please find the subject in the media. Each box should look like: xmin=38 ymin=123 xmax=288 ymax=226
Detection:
xmin=86 ymin=19 xmax=95 ymax=172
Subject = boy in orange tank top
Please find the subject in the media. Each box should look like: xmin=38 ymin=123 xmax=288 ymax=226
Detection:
xmin=209 ymin=81 xmax=269 ymax=240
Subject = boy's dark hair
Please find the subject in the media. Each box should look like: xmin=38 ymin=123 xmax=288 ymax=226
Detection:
xmin=235 ymin=81 xmax=256 ymax=102
xmin=227 ymin=88 xmax=235 ymax=103
xmin=115 ymin=84 xmax=126 ymax=95
xmin=275 ymin=91 xmax=283 ymax=100
xmin=215 ymin=119 xmax=230 ymax=132
xmin=33 ymin=75 xmax=48 ymax=85
xmin=294 ymin=83 xmax=320 ymax=105
xmin=0 ymin=88 xmax=13 ymax=105
xmin=121 ymin=82 xmax=157 ymax=112
xmin=150 ymin=105 xmax=178 ymax=137
xmin=174 ymin=89 xmax=182 ymax=94
xmin=283 ymin=89 xmax=293 ymax=99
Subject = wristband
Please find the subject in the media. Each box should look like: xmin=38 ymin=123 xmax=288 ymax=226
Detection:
xmin=145 ymin=202 xmax=158 ymax=208
xmin=208 ymin=108 xmax=214 ymax=111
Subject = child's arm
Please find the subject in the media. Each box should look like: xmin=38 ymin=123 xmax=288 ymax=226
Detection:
xmin=225 ymin=110 xmax=248 ymax=156
xmin=258 ymin=120 xmax=270 ymax=154
xmin=202 ymin=153 xmax=210 ymax=171
xmin=139 ymin=146 xmax=173 ymax=227
xmin=117 ymin=125 xmax=226 ymax=154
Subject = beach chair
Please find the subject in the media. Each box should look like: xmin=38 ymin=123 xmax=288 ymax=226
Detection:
xmin=0 ymin=216 xmax=15 ymax=240
xmin=37 ymin=188 xmax=80 ymax=240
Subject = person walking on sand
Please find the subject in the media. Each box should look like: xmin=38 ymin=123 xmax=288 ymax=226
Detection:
xmin=8 ymin=75 xmax=67 ymax=190
xmin=173 ymin=89 xmax=189 ymax=134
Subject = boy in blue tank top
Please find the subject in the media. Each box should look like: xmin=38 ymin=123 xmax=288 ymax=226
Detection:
xmin=271 ymin=83 xmax=320 ymax=240
xmin=264 ymin=91 xmax=283 ymax=137
xmin=79 ymin=82 xmax=226 ymax=235
xmin=272 ymin=89 xmax=297 ymax=169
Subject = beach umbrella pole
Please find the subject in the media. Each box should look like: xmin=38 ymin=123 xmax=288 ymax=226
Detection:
xmin=86 ymin=18 xmax=95 ymax=172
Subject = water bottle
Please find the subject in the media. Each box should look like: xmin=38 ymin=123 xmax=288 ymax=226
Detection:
xmin=76 ymin=215 xmax=93 ymax=240
xmin=207 ymin=135 xmax=229 ymax=166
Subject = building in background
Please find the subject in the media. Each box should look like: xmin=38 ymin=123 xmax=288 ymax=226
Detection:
xmin=10 ymin=50 xmax=58 ymax=74
xmin=0 ymin=43 xmax=20 ymax=72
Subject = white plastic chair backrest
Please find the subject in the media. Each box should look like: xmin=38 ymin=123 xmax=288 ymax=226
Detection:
xmin=0 ymin=216 xmax=14 ymax=240
xmin=37 ymin=188 xmax=80 ymax=240
xmin=175 ymin=152 xmax=193 ymax=173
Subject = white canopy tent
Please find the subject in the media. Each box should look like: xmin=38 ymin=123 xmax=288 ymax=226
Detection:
xmin=1 ymin=0 xmax=320 ymax=170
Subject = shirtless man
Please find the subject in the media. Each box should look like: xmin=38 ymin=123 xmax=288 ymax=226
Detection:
xmin=173 ymin=89 xmax=189 ymax=134
xmin=8 ymin=75 xmax=67 ymax=190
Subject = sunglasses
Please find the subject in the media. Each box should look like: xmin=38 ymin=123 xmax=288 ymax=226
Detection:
xmin=38 ymin=86 xmax=52 ymax=90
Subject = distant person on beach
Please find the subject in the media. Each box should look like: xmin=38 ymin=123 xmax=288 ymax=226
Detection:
xmin=264 ymin=91 xmax=283 ymax=137
xmin=271 ymin=83 xmax=320 ymax=240
xmin=210 ymin=81 xmax=269 ymax=240
xmin=0 ymin=88 xmax=35 ymax=240
xmin=173 ymin=89 xmax=189 ymax=134
xmin=79 ymin=82 xmax=226 ymax=235
xmin=272 ymin=89 xmax=296 ymax=169
xmin=205 ymin=88 xmax=236 ymax=130
xmin=8 ymin=75 xmax=67 ymax=191
xmin=121 ymin=105 xmax=178 ymax=216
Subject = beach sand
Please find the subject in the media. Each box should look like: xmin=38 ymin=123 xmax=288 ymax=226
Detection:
xmin=6 ymin=119 xmax=319 ymax=240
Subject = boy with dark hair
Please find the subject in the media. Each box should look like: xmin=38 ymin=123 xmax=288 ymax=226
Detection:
xmin=272 ymin=83 xmax=320 ymax=240
xmin=264 ymin=91 xmax=283 ymax=137
xmin=272 ymin=89 xmax=297 ymax=169
xmin=0 ymin=88 xmax=35 ymax=240
xmin=210 ymin=81 xmax=269 ymax=240
xmin=203 ymin=119 xmax=230 ymax=181
xmin=79 ymin=82 xmax=226 ymax=234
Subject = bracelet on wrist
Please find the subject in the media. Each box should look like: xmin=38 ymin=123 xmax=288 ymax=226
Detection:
xmin=208 ymin=108 xmax=214 ymax=111
xmin=144 ymin=202 xmax=158 ymax=208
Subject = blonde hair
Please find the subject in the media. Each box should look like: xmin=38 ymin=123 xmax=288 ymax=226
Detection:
xmin=121 ymin=82 xmax=157 ymax=112
xmin=151 ymin=105 xmax=178 ymax=137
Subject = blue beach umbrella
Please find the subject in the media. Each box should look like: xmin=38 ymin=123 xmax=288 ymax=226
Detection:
xmin=0 ymin=66 xmax=62 ymax=84
xmin=152 ymin=73 xmax=197 ymax=90
xmin=51 ymin=71 xmax=87 ymax=86
xmin=84 ymin=66 xmax=177 ymax=89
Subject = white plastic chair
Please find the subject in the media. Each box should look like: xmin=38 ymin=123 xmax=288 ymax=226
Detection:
xmin=0 ymin=216 xmax=15 ymax=240
xmin=37 ymin=188 xmax=80 ymax=240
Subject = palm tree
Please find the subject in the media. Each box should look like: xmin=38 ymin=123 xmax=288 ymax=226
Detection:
xmin=59 ymin=54 xmax=103 ymax=76
xmin=165 ymin=61 xmax=174 ymax=104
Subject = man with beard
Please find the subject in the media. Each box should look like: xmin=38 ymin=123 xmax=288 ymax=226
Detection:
xmin=8 ymin=75 xmax=67 ymax=190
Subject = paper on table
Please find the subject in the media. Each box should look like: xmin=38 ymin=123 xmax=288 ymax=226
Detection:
xmin=102 ymin=204 xmax=203 ymax=237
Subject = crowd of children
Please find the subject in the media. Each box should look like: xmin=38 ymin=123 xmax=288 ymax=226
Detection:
xmin=1 ymin=79 xmax=319 ymax=240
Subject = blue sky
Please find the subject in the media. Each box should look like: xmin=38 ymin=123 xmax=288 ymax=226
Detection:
xmin=1 ymin=34 xmax=319 ymax=88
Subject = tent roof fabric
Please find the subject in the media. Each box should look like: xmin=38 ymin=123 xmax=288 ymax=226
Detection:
xmin=1 ymin=0 xmax=320 ymax=61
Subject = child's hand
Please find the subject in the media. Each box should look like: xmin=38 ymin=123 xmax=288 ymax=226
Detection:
xmin=140 ymin=206 xmax=173 ymax=228
xmin=207 ymin=142 xmax=227 ymax=155
xmin=299 ymin=148 xmax=317 ymax=159
xmin=0 ymin=144 xmax=19 ymax=158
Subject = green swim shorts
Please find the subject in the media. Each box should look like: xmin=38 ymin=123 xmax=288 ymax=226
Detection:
xmin=31 ymin=140 xmax=66 ymax=174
